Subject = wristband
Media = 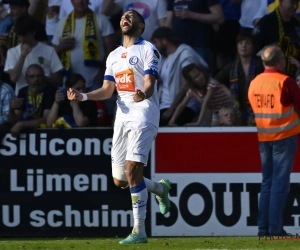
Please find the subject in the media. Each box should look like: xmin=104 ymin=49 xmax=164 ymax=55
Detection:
xmin=81 ymin=93 xmax=88 ymax=101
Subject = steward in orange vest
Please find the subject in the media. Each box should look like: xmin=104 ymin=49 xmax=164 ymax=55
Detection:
xmin=248 ymin=45 xmax=300 ymax=141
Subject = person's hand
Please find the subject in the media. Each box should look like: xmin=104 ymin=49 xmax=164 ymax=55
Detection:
xmin=10 ymin=122 xmax=23 ymax=138
xmin=60 ymin=37 xmax=75 ymax=51
xmin=20 ymin=43 xmax=31 ymax=56
xmin=174 ymin=9 xmax=193 ymax=20
xmin=133 ymin=89 xmax=146 ymax=102
xmin=55 ymin=90 xmax=65 ymax=103
xmin=10 ymin=98 xmax=23 ymax=110
xmin=67 ymin=88 xmax=83 ymax=101
xmin=288 ymin=56 xmax=300 ymax=68
xmin=184 ymin=122 xmax=199 ymax=127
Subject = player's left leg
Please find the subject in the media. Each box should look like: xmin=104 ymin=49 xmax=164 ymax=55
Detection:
xmin=119 ymin=122 xmax=171 ymax=244
xmin=119 ymin=160 xmax=148 ymax=244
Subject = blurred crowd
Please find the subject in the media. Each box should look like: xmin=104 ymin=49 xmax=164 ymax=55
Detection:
xmin=1 ymin=0 xmax=300 ymax=139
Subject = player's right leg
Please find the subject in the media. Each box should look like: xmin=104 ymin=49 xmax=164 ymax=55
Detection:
xmin=126 ymin=121 xmax=172 ymax=215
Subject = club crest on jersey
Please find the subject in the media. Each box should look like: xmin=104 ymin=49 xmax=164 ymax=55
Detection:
xmin=121 ymin=52 xmax=127 ymax=58
xmin=129 ymin=56 xmax=139 ymax=65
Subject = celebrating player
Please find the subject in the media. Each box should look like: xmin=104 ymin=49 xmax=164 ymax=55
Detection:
xmin=67 ymin=10 xmax=171 ymax=244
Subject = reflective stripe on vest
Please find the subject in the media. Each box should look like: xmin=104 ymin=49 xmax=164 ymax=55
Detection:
xmin=257 ymin=118 xmax=300 ymax=134
xmin=255 ymin=107 xmax=295 ymax=119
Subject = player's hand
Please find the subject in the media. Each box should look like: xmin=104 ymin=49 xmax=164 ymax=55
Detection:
xmin=67 ymin=88 xmax=83 ymax=101
xmin=133 ymin=89 xmax=146 ymax=102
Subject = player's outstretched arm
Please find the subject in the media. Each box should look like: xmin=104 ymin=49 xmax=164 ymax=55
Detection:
xmin=67 ymin=80 xmax=115 ymax=101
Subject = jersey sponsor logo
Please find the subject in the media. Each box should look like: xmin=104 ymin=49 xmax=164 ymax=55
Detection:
xmin=115 ymin=68 xmax=135 ymax=92
xmin=129 ymin=56 xmax=139 ymax=65
xmin=121 ymin=52 xmax=128 ymax=58
xmin=126 ymin=3 xmax=150 ymax=19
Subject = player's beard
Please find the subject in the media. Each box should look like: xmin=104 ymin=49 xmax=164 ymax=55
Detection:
xmin=122 ymin=22 xmax=139 ymax=36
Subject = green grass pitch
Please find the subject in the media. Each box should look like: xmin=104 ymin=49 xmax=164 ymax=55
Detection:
xmin=0 ymin=236 xmax=300 ymax=250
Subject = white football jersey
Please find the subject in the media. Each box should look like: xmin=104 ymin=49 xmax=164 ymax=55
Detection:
xmin=104 ymin=37 xmax=161 ymax=127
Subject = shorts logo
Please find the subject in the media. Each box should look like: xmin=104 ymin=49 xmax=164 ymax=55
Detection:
xmin=115 ymin=68 xmax=135 ymax=92
xmin=129 ymin=56 xmax=139 ymax=65
xmin=121 ymin=52 xmax=127 ymax=58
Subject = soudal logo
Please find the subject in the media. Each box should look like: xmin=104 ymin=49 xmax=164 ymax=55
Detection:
xmin=121 ymin=52 xmax=127 ymax=58
xmin=115 ymin=69 xmax=135 ymax=92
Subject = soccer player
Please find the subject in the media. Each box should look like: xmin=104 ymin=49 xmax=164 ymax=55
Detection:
xmin=67 ymin=10 xmax=171 ymax=244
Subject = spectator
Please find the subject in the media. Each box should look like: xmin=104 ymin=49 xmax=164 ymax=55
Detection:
xmin=266 ymin=0 xmax=300 ymax=17
xmin=166 ymin=0 xmax=224 ymax=65
xmin=169 ymin=63 xmax=234 ymax=127
xmin=44 ymin=0 xmax=62 ymax=45
xmin=0 ymin=3 xmax=13 ymax=34
xmin=254 ymin=0 xmax=300 ymax=77
xmin=4 ymin=15 xmax=63 ymax=95
xmin=214 ymin=32 xmax=264 ymax=126
xmin=2 ymin=0 xmax=47 ymax=48
xmin=248 ymin=44 xmax=300 ymax=236
xmin=101 ymin=0 xmax=167 ymax=41
xmin=151 ymin=27 xmax=208 ymax=126
xmin=59 ymin=0 xmax=103 ymax=20
xmin=218 ymin=105 xmax=237 ymax=126
xmin=0 ymin=3 xmax=12 ymax=84
xmin=47 ymin=73 xmax=97 ymax=128
xmin=8 ymin=64 xmax=56 ymax=137
xmin=211 ymin=0 xmax=241 ymax=73
xmin=52 ymin=0 xmax=115 ymax=92
xmin=239 ymin=0 xmax=267 ymax=34
xmin=0 ymin=80 xmax=14 ymax=140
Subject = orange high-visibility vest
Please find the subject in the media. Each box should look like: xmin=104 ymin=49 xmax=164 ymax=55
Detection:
xmin=248 ymin=72 xmax=300 ymax=141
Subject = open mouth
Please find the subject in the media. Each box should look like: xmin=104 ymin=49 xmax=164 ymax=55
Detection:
xmin=122 ymin=20 xmax=131 ymax=28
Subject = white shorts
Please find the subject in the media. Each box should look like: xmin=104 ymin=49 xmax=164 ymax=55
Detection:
xmin=111 ymin=121 xmax=158 ymax=168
